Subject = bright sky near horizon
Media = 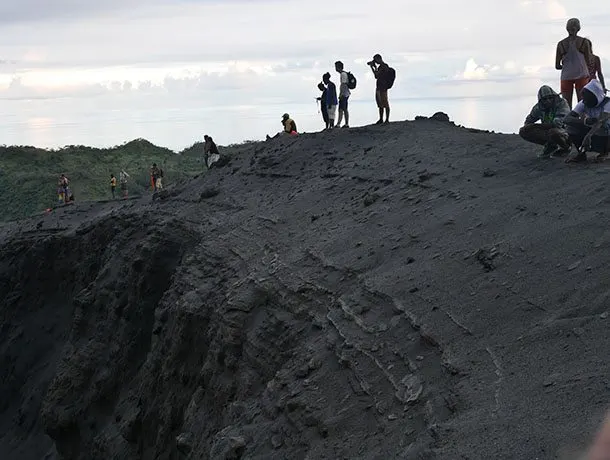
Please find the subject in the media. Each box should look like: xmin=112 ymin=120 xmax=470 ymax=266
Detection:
xmin=0 ymin=0 xmax=608 ymax=150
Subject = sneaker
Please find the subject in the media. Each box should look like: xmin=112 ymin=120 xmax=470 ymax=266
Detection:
xmin=551 ymin=144 xmax=571 ymax=158
xmin=538 ymin=142 xmax=555 ymax=158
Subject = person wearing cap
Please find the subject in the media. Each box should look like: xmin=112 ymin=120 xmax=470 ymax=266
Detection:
xmin=281 ymin=113 xmax=298 ymax=135
xmin=556 ymin=17 xmax=594 ymax=109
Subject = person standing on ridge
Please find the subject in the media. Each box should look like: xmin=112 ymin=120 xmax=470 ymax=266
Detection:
xmin=588 ymin=44 xmax=606 ymax=91
xmin=316 ymin=82 xmax=330 ymax=129
xmin=518 ymin=85 xmax=572 ymax=158
xmin=335 ymin=61 xmax=351 ymax=128
xmin=110 ymin=174 xmax=117 ymax=199
xmin=368 ymin=54 xmax=394 ymax=124
xmin=119 ymin=170 xmax=129 ymax=199
xmin=556 ymin=18 xmax=593 ymax=109
xmin=150 ymin=163 xmax=161 ymax=192
xmin=203 ymin=135 xmax=221 ymax=169
xmin=323 ymin=72 xmax=338 ymax=129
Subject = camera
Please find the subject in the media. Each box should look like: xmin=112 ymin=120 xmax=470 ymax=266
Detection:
xmin=367 ymin=60 xmax=375 ymax=66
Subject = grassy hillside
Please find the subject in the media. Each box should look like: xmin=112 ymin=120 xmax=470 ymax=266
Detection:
xmin=0 ymin=139 xmax=204 ymax=221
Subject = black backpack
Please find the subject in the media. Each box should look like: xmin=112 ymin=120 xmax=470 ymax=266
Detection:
xmin=346 ymin=71 xmax=357 ymax=90
xmin=386 ymin=67 xmax=396 ymax=89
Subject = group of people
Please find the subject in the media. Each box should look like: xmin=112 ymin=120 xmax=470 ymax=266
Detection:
xmin=519 ymin=17 xmax=608 ymax=162
xmin=110 ymin=171 xmax=129 ymax=199
xmin=314 ymin=55 xmax=396 ymax=130
xmin=57 ymin=173 xmax=74 ymax=204
xmin=150 ymin=163 xmax=164 ymax=192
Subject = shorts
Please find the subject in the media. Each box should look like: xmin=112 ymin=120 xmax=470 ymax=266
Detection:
xmin=376 ymin=89 xmax=389 ymax=109
xmin=327 ymin=105 xmax=337 ymax=119
xmin=339 ymin=96 xmax=349 ymax=111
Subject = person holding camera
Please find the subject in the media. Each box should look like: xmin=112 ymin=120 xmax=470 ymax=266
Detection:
xmin=368 ymin=54 xmax=392 ymax=124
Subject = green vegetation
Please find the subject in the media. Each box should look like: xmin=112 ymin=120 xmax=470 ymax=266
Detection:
xmin=0 ymin=138 xmax=204 ymax=221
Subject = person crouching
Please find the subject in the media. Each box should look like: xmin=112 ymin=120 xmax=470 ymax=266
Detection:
xmin=519 ymin=85 xmax=571 ymax=158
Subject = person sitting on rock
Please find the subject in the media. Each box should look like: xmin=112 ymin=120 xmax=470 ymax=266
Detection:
xmin=282 ymin=113 xmax=297 ymax=135
xmin=564 ymin=78 xmax=610 ymax=163
xmin=203 ymin=135 xmax=221 ymax=169
xmin=266 ymin=113 xmax=298 ymax=140
xmin=519 ymin=85 xmax=572 ymax=158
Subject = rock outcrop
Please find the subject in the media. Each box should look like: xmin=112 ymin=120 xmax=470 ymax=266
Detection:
xmin=1 ymin=119 xmax=609 ymax=459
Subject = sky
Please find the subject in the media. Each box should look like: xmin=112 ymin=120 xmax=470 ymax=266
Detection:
xmin=0 ymin=0 xmax=608 ymax=151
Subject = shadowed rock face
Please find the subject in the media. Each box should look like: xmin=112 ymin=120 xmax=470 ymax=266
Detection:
xmin=1 ymin=119 xmax=609 ymax=459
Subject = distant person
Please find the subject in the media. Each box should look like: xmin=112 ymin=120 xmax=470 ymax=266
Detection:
xmin=564 ymin=79 xmax=610 ymax=163
xmin=556 ymin=18 xmax=593 ymax=109
xmin=203 ymin=135 xmax=220 ymax=169
xmin=150 ymin=163 xmax=161 ymax=191
xmin=266 ymin=113 xmax=298 ymax=140
xmin=518 ymin=85 xmax=571 ymax=158
xmin=335 ymin=61 xmax=351 ymax=128
xmin=368 ymin=54 xmax=394 ymax=124
xmin=58 ymin=174 xmax=69 ymax=204
xmin=588 ymin=45 xmax=606 ymax=91
xmin=323 ymin=72 xmax=338 ymax=129
xmin=119 ymin=170 xmax=129 ymax=199
xmin=316 ymin=82 xmax=330 ymax=129
xmin=110 ymin=174 xmax=117 ymax=199
xmin=282 ymin=113 xmax=298 ymax=135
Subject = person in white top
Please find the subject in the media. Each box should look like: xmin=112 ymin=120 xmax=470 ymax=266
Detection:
xmin=564 ymin=79 xmax=610 ymax=163
xmin=555 ymin=17 xmax=593 ymax=109
xmin=335 ymin=61 xmax=350 ymax=128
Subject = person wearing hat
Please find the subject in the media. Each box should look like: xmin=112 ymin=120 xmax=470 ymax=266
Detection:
xmin=555 ymin=18 xmax=594 ymax=109
xmin=281 ymin=113 xmax=298 ymax=135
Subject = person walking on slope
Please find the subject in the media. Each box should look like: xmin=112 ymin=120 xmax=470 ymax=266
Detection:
xmin=110 ymin=174 xmax=117 ymax=199
xmin=323 ymin=72 xmax=338 ymax=129
xmin=588 ymin=44 xmax=606 ymax=92
xmin=335 ymin=61 xmax=351 ymax=128
xmin=368 ymin=54 xmax=393 ymax=124
xmin=519 ymin=85 xmax=572 ymax=158
xmin=555 ymin=18 xmax=593 ymax=109
xmin=564 ymin=79 xmax=610 ymax=163
xmin=119 ymin=170 xmax=129 ymax=199
xmin=203 ymin=135 xmax=221 ymax=169
xmin=150 ymin=163 xmax=162 ymax=191
xmin=316 ymin=82 xmax=330 ymax=129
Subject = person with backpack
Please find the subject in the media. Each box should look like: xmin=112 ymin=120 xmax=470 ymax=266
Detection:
xmin=368 ymin=54 xmax=395 ymax=124
xmin=564 ymin=79 xmax=610 ymax=163
xmin=203 ymin=135 xmax=221 ymax=168
xmin=322 ymin=72 xmax=338 ymax=129
xmin=316 ymin=82 xmax=330 ymax=129
xmin=119 ymin=170 xmax=129 ymax=199
xmin=335 ymin=61 xmax=356 ymax=128
xmin=555 ymin=18 xmax=594 ymax=109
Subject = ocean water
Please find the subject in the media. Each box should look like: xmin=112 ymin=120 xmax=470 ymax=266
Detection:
xmin=0 ymin=94 xmax=534 ymax=152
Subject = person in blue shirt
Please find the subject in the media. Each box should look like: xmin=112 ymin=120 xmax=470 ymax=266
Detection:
xmin=316 ymin=82 xmax=330 ymax=129
xmin=322 ymin=72 xmax=338 ymax=129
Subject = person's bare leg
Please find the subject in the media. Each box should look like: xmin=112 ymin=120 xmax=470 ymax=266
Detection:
xmin=587 ymin=412 xmax=610 ymax=460
xmin=337 ymin=109 xmax=344 ymax=127
xmin=344 ymin=108 xmax=350 ymax=127
xmin=385 ymin=104 xmax=390 ymax=123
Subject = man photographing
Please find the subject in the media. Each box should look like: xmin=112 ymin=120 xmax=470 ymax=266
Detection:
xmin=368 ymin=54 xmax=393 ymax=124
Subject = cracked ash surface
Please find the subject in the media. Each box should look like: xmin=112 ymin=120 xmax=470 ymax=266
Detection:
xmin=1 ymin=118 xmax=610 ymax=459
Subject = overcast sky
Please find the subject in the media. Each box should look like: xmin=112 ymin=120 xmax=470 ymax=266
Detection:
xmin=0 ymin=0 xmax=608 ymax=149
